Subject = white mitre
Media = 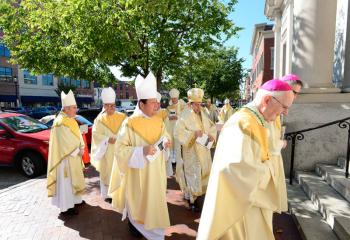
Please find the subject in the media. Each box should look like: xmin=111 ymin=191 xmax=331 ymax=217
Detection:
xmin=101 ymin=87 xmax=116 ymax=104
xmin=135 ymin=72 xmax=157 ymax=100
xmin=61 ymin=90 xmax=76 ymax=107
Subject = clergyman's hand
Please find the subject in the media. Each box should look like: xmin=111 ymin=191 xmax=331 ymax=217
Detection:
xmin=194 ymin=130 xmax=203 ymax=138
xmin=143 ymin=145 xmax=157 ymax=156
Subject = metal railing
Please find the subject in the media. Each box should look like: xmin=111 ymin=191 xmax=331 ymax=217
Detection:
xmin=285 ymin=116 xmax=350 ymax=184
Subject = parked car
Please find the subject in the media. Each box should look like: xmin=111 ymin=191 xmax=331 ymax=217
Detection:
xmin=117 ymin=101 xmax=136 ymax=112
xmin=6 ymin=107 xmax=30 ymax=115
xmin=0 ymin=113 xmax=50 ymax=178
xmin=77 ymin=108 xmax=102 ymax=123
xmin=28 ymin=107 xmax=52 ymax=119
xmin=40 ymin=114 xmax=93 ymax=147
xmin=45 ymin=106 xmax=58 ymax=115
xmin=125 ymin=109 xmax=134 ymax=116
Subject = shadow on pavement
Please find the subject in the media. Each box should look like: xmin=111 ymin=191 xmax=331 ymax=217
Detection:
xmin=59 ymin=203 xmax=137 ymax=240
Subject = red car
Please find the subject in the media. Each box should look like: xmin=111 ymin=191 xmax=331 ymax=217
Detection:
xmin=0 ymin=113 xmax=50 ymax=178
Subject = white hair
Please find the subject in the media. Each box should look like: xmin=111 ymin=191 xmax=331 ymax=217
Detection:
xmin=253 ymin=89 xmax=291 ymax=104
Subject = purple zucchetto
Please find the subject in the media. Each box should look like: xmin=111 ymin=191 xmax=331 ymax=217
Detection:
xmin=281 ymin=74 xmax=300 ymax=82
xmin=260 ymin=79 xmax=292 ymax=91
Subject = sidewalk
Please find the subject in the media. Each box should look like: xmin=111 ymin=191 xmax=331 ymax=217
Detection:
xmin=0 ymin=166 xmax=301 ymax=240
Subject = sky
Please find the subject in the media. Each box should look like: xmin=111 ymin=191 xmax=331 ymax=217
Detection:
xmin=110 ymin=0 xmax=272 ymax=80
xmin=225 ymin=0 xmax=272 ymax=70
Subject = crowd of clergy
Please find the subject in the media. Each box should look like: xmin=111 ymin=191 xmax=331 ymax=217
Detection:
xmin=46 ymin=71 xmax=303 ymax=240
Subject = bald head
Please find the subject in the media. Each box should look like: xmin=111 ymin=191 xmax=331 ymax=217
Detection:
xmin=253 ymin=88 xmax=294 ymax=122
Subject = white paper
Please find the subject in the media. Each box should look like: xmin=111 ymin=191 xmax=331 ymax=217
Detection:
xmin=128 ymin=147 xmax=145 ymax=169
xmin=92 ymin=137 xmax=109 ymax=161
xmin=80 ymin=124 xmax=89 ymax=134
xmin=70 ymin=147 xmax=80 ymax=157
xmin=146 ymin=136 xmax=166 ymax=162
xmin=196 ymin=133 xmax=213 ymax=149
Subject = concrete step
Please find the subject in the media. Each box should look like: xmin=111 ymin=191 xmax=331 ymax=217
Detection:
xmin=315 ymin=164 xmax=350 ymax=202
xmin=296 ymin=171 xmax=350 ymax=240
xmin=334 ymin=217 xmax=350 ymax=240
xmin=337 ymin=156 xmax=349 ymax=171
xmin=287 ymin=183 xmax=338 ymax=240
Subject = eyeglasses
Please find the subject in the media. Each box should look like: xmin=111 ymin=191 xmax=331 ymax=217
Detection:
xmin=272 ymin=96 xmax=289 ymax=110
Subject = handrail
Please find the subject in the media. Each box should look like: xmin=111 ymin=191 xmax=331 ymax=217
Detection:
xmin=285 ymin=116 xmax=350 ymax=184
xmin=285 ymin=116 xmax=350 ymax=135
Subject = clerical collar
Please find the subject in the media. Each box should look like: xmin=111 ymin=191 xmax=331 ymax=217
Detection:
xmin=138 ymin=109 xmax=151 ymax=119
xmin=242 ymin=103 xmax=267 ymax=127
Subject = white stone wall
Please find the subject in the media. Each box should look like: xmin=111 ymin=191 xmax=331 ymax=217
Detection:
xmin=265 ymin=0 xmax=350 ymax=175
xmin=292 ymin=0 xmax=337 ymax=90
xmin=282 ymin=93 xmax=350 ymax=176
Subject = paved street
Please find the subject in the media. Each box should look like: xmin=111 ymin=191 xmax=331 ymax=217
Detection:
xmin=0 ymin=167 xmax=32 ymax=191
xmin=0 ymin=166 xmax=301 ymax=240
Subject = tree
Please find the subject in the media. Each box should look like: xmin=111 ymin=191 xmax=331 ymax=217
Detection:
xmin=165 ymin=47 xmax=244 ymax=101
xmin=0 ymin=0 xmax=241 ymax=87
xmin=54 ymin=83 xmax=77 ymax=98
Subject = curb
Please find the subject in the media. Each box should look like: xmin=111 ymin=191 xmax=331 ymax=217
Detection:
xmin=0 ymin=175 xmax=45 ymax=198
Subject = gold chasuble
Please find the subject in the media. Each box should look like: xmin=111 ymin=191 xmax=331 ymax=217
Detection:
xmin=197 ymin=105 xmax=279 ymax=240
xmin=174 ymin=107 xmax=217 ymax=203
xmin=47 ymin=112 xmax=85 ymax=197
xmin=266 ymin=115 xmax=288 ymax=213
xmin=166 ymin=100 xmax=186 ymax=152
xmin=206 ymin=104 xmax=218 ymax=123
xmin=155 ymin=109 xmax=168 ymax=122
xmin=108 ymin=113 xmax=170 ymax=230
xmin=91 ymin=112 xmax=126 ymax=186
xmin=218 ymin=103 xmax=235 ymax=123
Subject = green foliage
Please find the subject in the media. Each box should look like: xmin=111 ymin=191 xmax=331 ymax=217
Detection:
xmin=54 ymin=83 xmax=77 ymax=98
xmin=0 ymin=0 xmax=241 ymax=86
xmin=165 ymin=47 xmax=244 ymax=101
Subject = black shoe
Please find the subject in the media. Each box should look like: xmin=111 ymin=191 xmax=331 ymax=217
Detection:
xmin=104 ymin=198 xmax=112 ymax=204
xmin=188 ymin=203 xmax=200 ymax=213
xmin=76 ymin=200 xmax=86 ymax=206
xmin=128 ymin=220 xmax=143 ymax=238
xmin=61 ymin=208 xmax=78 ymax=216
xmin=194 ymin=198 xmax=202 ymax=211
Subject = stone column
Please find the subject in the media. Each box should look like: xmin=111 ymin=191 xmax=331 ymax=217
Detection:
xmin=333 ymin=0 xmax=350 ymax=92
xmin=292 ymin=0 xmax=339 ymax=93
xmin=273 ymin=10 xmax=282 ymax=78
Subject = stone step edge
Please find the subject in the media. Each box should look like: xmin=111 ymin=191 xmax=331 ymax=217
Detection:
xmin=287 ymin=183 xmax=338 ymax=240
xmin=296 ymin=171 xmax=350 ymax=240
xmin=315 ymin=164 xmax=350 ymax=203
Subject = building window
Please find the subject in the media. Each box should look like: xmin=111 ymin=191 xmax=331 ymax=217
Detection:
xmin=82 ymin=80 xmax=90 ymax=89
xmin=69 ymin=79 xmax=81 ymax=88
xmin=60 ymin=77 xmax=71 ymax=86
xmin=42 ymin=74 xmax=54 ymax=86
xmin=76 ymin=79 xmax=81 ymax=88
xmin=270 ymin=47 xmax=274 ymax=70
xmin=23 ymin=70 xmax=37 ymax=84
xmin=0 ymin=43 xmax=10 ymax=58
xmin=0 ymin=67 xmax=12 ymax=76
xmin=70 ymin=79 xmax=77 ymax=87
xmin=0 ymin=66 xmax=12 ymax=82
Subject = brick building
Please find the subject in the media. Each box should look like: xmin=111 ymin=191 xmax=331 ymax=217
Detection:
xmin=250 ymin=23 xmax=274 ymax=95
